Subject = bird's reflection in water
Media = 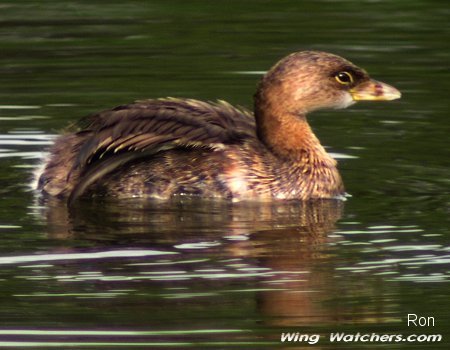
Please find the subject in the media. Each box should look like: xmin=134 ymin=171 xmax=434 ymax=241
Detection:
xmin=39 ymin=197 xmax=344 ymax=341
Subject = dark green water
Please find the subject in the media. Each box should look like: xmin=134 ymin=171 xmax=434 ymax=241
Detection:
xmin=0 ymin=1 xmax=449 ymax=348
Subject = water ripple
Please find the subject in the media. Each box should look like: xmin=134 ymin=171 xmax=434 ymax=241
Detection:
xmin=0 ymin=249 xmax=178 ymax=265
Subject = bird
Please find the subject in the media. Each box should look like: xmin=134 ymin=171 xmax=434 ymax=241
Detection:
xmin=36 ymin=51 xmax=401 ymax=204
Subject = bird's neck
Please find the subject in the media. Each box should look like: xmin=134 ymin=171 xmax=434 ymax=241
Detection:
xmin=255 ymin=106 xmax=334 ymax=168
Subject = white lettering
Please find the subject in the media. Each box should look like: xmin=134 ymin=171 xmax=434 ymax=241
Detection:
xmin=408 ymin=314 xmax=435 ymax=326
xmin=408 ymin=313 xmax=417 ymax=326
xmin=380 ymin=334 xmax=389 ymax=342
xmin=370 ymin=333 xmax=380 ymax=341
xmin=417 ymin=334 xmax=427 ymax=342
xmin=280 ymin=332 xmax=297 ymax=342
xmin=360 ymin=334 xmax=369 ymax=341
xmin=428 ymin=334 xmax=442 ymax=342
xmin=330 ymin=333 xmax=345 ymax=342
xmin=280 ymin=333 xmax=320 ymax=344
xmin=327 ymin=332 xmax=442 ymax=344
xmin=308 ymin=334 xmax=320 ymax=345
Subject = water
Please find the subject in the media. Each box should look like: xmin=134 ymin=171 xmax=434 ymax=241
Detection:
xmin=0 ymin=1 xmax=449 ymax=348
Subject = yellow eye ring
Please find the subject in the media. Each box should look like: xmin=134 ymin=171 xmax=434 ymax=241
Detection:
xmin=335 ymin=71 xmax=354 ymax=85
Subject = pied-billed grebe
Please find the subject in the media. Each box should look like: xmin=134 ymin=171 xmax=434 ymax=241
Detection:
xmin=37 ymin=51 xmax=401 ymax=204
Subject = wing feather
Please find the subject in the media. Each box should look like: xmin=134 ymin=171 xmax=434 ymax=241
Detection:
xmin=54 ymin=98 xmax=256 ymax=201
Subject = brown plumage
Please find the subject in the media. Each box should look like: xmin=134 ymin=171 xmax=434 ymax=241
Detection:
xmin=37 ymin=51 xmax=401 ymax=204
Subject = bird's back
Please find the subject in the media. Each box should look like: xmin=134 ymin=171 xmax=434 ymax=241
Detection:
xmin=37 ymin=98 xmax=256 ymax=202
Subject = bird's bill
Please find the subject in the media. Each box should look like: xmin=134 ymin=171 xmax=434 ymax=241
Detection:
xmin=350 ymin=79 xmax=401 ymax=101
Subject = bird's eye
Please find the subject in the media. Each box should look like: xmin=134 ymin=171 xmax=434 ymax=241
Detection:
xmin=335 ymin=71 xmax=354 ymax=85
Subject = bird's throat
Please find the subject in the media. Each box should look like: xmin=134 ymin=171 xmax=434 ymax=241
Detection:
xmin=256 ymin=111 xmax=330 ymax=166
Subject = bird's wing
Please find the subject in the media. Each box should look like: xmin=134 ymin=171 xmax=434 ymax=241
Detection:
xmin=66 ymin=98 xmax=255 ymax=203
